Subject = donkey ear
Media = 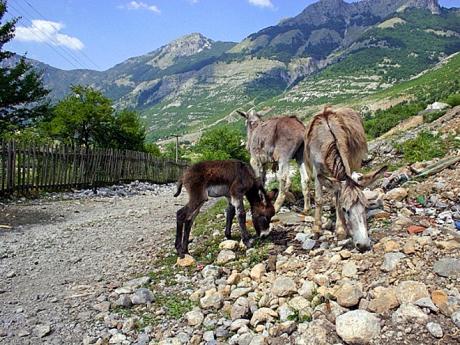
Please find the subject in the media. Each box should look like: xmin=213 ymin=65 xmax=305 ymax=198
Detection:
xmin=358 ymin=165 xmax=388 ymax=187
xmin=237 ymin=110 xmax=248 ymax=118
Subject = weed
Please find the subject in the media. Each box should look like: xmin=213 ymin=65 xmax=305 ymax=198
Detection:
xmin=154 ymin=292 xmax=195 ymax=319
xmin=422 ymin=110 xmax=446 ymax=123
xmin=396 ymin=131 xmax=448 ymax=163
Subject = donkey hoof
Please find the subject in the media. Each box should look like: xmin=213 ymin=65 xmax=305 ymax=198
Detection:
xmin=244 ymin=238 xmax=255 ymax=248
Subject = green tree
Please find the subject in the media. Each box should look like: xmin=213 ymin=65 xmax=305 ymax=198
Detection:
xmin=50 ymin=85 xmax=113 ymax=147
xmin=0 ymin=0 xmax=49 ymax=136
xmin=193 ymin=127 xmax=249 ymax=162
xmin=111 ymin=109 xmax=146 ymax=151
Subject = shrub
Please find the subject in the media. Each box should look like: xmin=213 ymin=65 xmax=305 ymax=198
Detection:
xmin=422 ymin=110 xmax=446 ymax=123
xmin=193 ymin=127 xmax=249 ymax=162
xmin=396 ymin=131 xmax=447 ymax=163
xmin=446 ymin=93 xmax=460 ymax=107
xmin=364 ymin=102 xmax=424 ymax=139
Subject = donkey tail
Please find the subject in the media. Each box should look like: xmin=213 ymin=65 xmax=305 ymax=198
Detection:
xmin=174 ymin=180 xmax=183 ymax=197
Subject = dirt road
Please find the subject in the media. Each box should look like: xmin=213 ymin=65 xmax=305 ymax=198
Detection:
xmin=0 ymin=185 xmax=184 ymax=344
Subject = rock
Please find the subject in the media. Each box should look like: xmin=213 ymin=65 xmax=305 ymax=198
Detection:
xmin=383 ymin=240 xmax=401 ymax=252
xmin=203 ymin=331 xmax=215 ymax=342
xmin=296 ymin=320 xmax=329 ymax=345
xmin=93 ymin=301 xmax=111 ymax=312
xmin=268 ymin=321 xmax=297 ymax=337
xmin=272 ymin=276 xmax=297 ymax=297
xmin=403 ymin=238 xmax=417 ymax=255
xmin=339 ymin=250 xmax=352 ymax=259
xmin=201 ymin=265 xmax=220 ymax=279
xmin=250 ymin=308 xmax=278 ymax=326
xmin=216 ymin=250 xmax=236 ymax=265
xmin=278 ymin=304 xmax=295 ymax=321
xmin=109 ymin=333 xmax=127 ymax=344
xmin=177 ymin=254 xmax=196 ymax=267
xmin=431 ymin=289 xmax=448 ymax=307
xmin=335 ymin=282 xmax=363 ymax=308
xmin=426 ymin=101 xmax=450 ymax=110
xmin=435 ymin=240 xmax=460 ymax=251
xmin=124 ymin=276 xmax=151 ymax=289
xmin=231 ymin=297 xmax=249 ymax=320
xmin=115 ymin=295 xmax=132 ymax=308
xmin=381 ymin=252 xmax=405 ymax=272
xmin=131 ymin=288 xmax=154 ymax=305
xmin=289 ymin=296 xmax=310 ymax=311
xmin=35 ymin=324 xmax=51 ymax=338
xmin=369 ymin=286 xmax=399 ymax=313
xmin=250 ymin=263 xmax=266 ymax=282
xmin=396 ymin=281 xmax=429 ymax=303
xmin=414 ymin=297 xmax=438 ymax=313
xmin=385 ymin=188 xmax=408 ymax=201
xmin=249 ymin=335 xmax=267 ymax=345
xmin=230 ymin=287 xmax=252 ymax=300
xmin=200 ymin=289 xmax=223 ymax=309
xmin=433 ymin=258 xmax=460 ymax=278
xmin=407 ymin=225 xmax=426 ymax=235
xmin=392 ymin=303 xmax=428 ymax=323
xmin=452 ymin=311 xmax=460 ymax=328
xmin=295 ymin=233 xmax=316 ymax=250
xmin=230 ymin=319 xmax=250 ymax=331
xmin=342 ymin=261 xmax=358 ymax=278
xmin=426 ymin=322 xmax=443 ymax=338
xmin=219 ymin=240 xmax=239 ymax=250
xmin=336 ymin=310 xmax=381 ymax=344
xmin=185 ymin=309 xmax=204 ymax=327
xmin=299 ymin=280 xmax=317 ymax=300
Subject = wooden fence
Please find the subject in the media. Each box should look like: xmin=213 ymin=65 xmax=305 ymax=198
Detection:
xmin=0 ymin=141 xmax=187 ymax=196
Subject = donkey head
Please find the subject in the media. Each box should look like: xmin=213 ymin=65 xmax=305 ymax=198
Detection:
xmin=251 ymin=187 xmax=277 ymax=237
xmin=324 ymin=166 xmax=387 ymax=252
xmin=237 ymin=110 xmax=262 ymax=131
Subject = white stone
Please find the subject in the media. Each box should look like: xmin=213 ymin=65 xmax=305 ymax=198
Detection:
xmin=336 ymin=310 xmax=381 ymax=344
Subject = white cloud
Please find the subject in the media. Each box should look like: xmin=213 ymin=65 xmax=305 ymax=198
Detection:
xmin=15 ymin=20 xmax=84 ymax=50
xmin=121 ymin=1 xmax=161 ymax=13
xmin=248 ymin=0 xmax=274 ymax=8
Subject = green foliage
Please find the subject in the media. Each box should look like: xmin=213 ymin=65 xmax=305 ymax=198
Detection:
xmin=111 ymin=109 xmax=146 ymax=151
xmin=154 ymin=293 xmax=195 ymax=319
xmin=422 ymin=110 xmax=445 ymax=123
xmin=49 ymin=85 xmax=114 ymax=147
xmin=446 ymin=93 xmax=460 ymax=107
xmin=364 ymin=102 xmax=424 ymax=139
xmin=0 ymin=1 xmax=50 ymax=137
xmin=161 ymin=142 xmax=190 ymax=161
xmin=396 ymin=131 xmax=448 ymax=163
xmin=144 ymin=142 xmax=162 ymax=156
xmin=193 ymin=127 xmax=249 ymax=162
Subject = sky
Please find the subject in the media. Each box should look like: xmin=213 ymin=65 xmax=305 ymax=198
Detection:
xmin=4 ymin=0 xmax=460 ymax=71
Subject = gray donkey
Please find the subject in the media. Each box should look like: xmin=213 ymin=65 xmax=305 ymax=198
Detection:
xmin=237 ymin=110 xmax=310 ymax=213
xmin=304 ymin=106 xmax=387 ymax=252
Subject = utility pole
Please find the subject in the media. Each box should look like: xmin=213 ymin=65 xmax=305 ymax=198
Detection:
xmin=173 ymin=135 xmax=180 ymax=163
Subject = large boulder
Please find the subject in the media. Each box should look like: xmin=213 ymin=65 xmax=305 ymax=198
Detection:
xmin=336 ymin=310 xmax=381 ymax=344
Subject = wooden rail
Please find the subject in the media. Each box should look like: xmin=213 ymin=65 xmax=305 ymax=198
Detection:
xmin=0 ymin=141 xmax=187 ymax=196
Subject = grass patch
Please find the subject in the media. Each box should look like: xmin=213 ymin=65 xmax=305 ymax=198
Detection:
xmin=422 ymin=110 xmax=446 ymax=123
xmin=364 ymin=102 xmax=424 ymax=139
xmin=154 ymin=292 xmax=195 ymax=319
xmin=396 ymin=131 xmax=449 ymax=163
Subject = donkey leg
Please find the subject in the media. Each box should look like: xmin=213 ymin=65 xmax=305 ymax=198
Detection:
xmin=176 ymin=206 xmax=188 ymax=258
xmin=334 ymin=194 xmax=347 ymax=241
xmin=232 ymin=196 xmax=253 ymax=248
xmin=225 ymin=198 xmax=236 ymax=240
xmin=298 ymin=161 xmax=311 ymax=214
xmin=312 ymin=176 xmax=323 ymax=236
xmin=250 ymin=157 xmax=264 ymax=181
xmin=182 ymin=200 xmax=205 ymax=255
xmin=273 ymin=161 xmax=290 ymax=212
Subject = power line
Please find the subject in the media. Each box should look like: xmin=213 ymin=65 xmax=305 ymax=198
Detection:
xmin=7 ymin=5 xmax=82 ymax=69
xmin=20 ymin=0 xmax=101 ymax=70
xmin=10 ymin=1 xmax=90 ymax=69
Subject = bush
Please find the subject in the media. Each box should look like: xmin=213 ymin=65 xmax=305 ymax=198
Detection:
xmin=446 ymin=93 xmax=460 ymax=107
xmin=396 ymin=131 xmax=447 ymax=163
xmin=193 ymin=127 xmax=249 ymax=162
xmin=364 ymin=102 xmax=424 ymax=139
xmin=422 ymin=110 xmax=445 ymax=123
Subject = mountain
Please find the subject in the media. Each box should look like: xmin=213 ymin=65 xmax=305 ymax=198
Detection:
xmin=20 ymin=0 xmax=459 ymax=140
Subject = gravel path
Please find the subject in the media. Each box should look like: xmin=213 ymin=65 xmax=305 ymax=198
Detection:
xmin=0 ymin=185 xmax=185 ymax=344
